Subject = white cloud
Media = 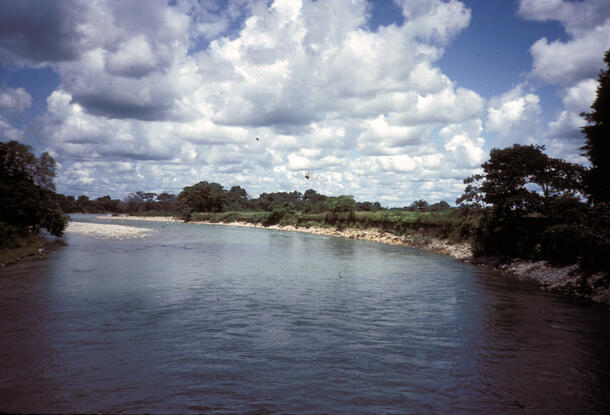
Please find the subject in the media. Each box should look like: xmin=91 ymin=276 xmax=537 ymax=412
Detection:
xmin=520 ymin=0 xmax=610 ymax=86
xmin=0 ymin=115 xmax=24 ymax=140
xmin=486 ymin=84 xmax=542 ymax=146
xmin=16 ymin=0 xmax=495 ymax=205
xmin=518 ymin=0 xmax=607 ymax=161
xmin=0 ymin=87 xmax=32 ymax=113
xmin=544 ymin=79 xmax=597 ymax=161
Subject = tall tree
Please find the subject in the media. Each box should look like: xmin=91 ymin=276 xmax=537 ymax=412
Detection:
xmin=0 ymin=140 xmax=67 ymax=237
xmin=457 ymin=144 xmax=583 ymax=216
xmin=176 ymin=181 xmax=226 ymax=220
xmin=581 ymin=49 xmax=610 ymax=204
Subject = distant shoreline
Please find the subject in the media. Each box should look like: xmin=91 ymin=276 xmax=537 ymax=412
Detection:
xmin=95 ymin=215 xmax=473 ymax=260
xmin=96 ymin=215 xmax=609 ymax=307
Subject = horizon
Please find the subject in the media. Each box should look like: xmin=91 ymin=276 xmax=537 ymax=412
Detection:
xmin=0 ymin=0 xmax=608 ymax=207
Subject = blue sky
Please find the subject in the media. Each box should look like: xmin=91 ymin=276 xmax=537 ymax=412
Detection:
xmin=0 ymin=0 xmax=608 ymax=206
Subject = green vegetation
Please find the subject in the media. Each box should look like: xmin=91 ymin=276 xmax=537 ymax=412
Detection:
xmin=581 ymin=49 xmax=610 ymax=205
xmin=1 ymin=141 xmax=67 ymax=262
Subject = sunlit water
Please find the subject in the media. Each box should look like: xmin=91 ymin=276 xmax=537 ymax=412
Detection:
xmin=1 ymin=215 xmax=609 ymax=414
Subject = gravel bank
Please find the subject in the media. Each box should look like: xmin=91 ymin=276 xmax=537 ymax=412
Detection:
xmin=66 ymin=221 xmax=155 ymax=240
xmin=96 ymin=215 xmax=179 ymax=222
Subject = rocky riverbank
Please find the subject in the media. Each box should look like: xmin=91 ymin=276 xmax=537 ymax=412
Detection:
xmin=491 ymin=259 xmax=609 ymax=306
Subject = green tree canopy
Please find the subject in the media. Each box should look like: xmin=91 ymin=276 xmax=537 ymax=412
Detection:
xmin=457 ymin=144 xmax=584 ymax=216
xmin=581 ymin=48 xmax=610 ymax=204
xmin=326 ymin=195 xmax=356 ymax=214
xmin=0 ymin=140 xmax=67 ymax=237
xmin=177 ymin=181 xmax=226 ymax=220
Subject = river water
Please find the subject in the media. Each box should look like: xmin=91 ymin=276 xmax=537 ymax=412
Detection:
xmin=1 ymin=216 xmax=609 ymax=414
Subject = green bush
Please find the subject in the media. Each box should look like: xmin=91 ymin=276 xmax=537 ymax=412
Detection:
xmin=263 ymin=206 xmax=293 ymax=226
xmin=0 ymin=222 xmax=29 ymax=250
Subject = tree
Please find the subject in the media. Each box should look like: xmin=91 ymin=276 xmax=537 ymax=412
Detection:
xmin=457 ymin=144 xmax=587 ymax=260
xmin=303 ymin=189 xmax=327 ymax=203
xmin=429 ymin=201 xmax=451 ymax=211
xmin=76 ymin=195 xmax=95 ymax=213
xmin=409 ymin=200 xmax=429 ymax=212
xmin=457 ymin=144 xmax=583 ymax=216
xmin=95 ymin=195 xmax=120 ymax=212
xmin=0 ymin=140 xmax=67 ymax=238
xmin=176 ymin=181 xmax=226 ymax=220
xmin=156 ymin=192 xmax=176 ymax=211
xmin=581 ymin=49 xmax=610 ymax=204
xmin=226 ymin=186 xmax=248 ymax=210
xmin=327 ymin=195 xmax=356 ymax=214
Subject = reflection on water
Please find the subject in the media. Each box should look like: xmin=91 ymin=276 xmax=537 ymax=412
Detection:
xmin=1 ymin=216 xmax=609 ymax=414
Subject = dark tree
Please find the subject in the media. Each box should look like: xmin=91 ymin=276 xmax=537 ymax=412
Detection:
xmin=327 ymin=195 xmax=356 ymax=214
xmin=76 ymin=195 xmax=95 ymax=213
xmin=429 ymin=201 xmax=451 ymax=211
xmin=0 ymin=140 xmax=67 ymax=238
xmin=95 ymin=195 xmax=120 ymax=212
xmin=303 ymin=189 xmax=326 ymax=203
xmin=457 ymin=144 xmax=583 ymax=216
xmin=409 ymin=200 xmax=429 ymax=212
xmin=156 ymin=192 xmax=177 ymax=211
xmin=226 ymin=186 xmax=248 ymax=210
xmin=581 ymin=49 xmax=610 ymax=204
xmin=177 ymin=181 xmax=226 ymax=220
xmin=457 ymin=144 xmax=589 ymax=261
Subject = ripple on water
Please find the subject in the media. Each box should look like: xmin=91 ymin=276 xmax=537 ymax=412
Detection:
xmin=0 ymin=220 xmax=609 ymax=414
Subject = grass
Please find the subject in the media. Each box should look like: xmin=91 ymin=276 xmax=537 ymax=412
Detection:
xmin=0 ymin=234 xmax=56 ymax=268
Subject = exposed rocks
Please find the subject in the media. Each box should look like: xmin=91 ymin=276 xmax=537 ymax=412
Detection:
xmin=495 ymin=259 xmax=609 ymax=307
xmin=96 ymin=215 xmax=179 ymax=222
xmin=66 ymin=222 xmax=155 ymax=240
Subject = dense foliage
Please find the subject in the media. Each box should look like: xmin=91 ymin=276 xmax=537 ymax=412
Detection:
xmin=581 ymin=49 xmax=610 ymax=205
xmin=0 ymin=141 xmax=67 ymax=249
xmin=457 ymin=144 xmax=608 ymax=273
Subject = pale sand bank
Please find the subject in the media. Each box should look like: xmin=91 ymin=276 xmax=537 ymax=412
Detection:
xmin=96 ymin=215 xmax=179 ymax=222
xmin=66 ymin=221 xmax=155 ymax=240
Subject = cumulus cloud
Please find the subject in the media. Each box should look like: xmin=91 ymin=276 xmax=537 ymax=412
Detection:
xmin=6 ymin=0 xmax=494 ymax=205
xmin=0 ymin=0 xmax=85 ymax=64
xmin=547 ymin=79 xmax=597 ymax=140
xmin=518 ymin=0 xmax=607 ymax=161
xmin=486 ymin=84 xmax=542 ymax=147
xmin=520 ymin=0 xmax=610 ymax=86
xmin=0 ymin=87 xmax=32 ymax=113
xmin=0 ymin=115 xmax=24 ymax=140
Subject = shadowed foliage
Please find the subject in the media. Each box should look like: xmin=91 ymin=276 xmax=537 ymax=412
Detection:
xmin=1 ymin=140 xmax=67 ymax=249
xmin=581 ymin=49 xmax=610 ymax=205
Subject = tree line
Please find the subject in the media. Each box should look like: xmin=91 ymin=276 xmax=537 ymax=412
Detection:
xmin=54 ymin=184 xmax=454 ymax=217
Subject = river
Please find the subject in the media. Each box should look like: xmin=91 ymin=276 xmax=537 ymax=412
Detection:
xmin=1 ymin=216 xmax=609 ymax=414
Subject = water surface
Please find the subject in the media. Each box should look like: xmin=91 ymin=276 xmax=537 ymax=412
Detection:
xmin=1 ymin=216 xmax=609 ymax=413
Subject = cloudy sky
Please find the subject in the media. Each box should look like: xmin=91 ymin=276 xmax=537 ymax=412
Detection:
xmin=0 ymin=0 xmax=608 ymax=206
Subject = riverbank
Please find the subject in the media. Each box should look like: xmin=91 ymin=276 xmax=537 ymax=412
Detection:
xmin=98 ymin=215 xmax=609 ymax=307
xmin=0 ymin=235 xmax=65 ymax=269
xmin=97 ymin=215 xmax=472 ymax=260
